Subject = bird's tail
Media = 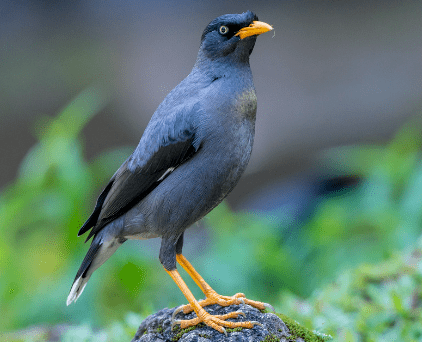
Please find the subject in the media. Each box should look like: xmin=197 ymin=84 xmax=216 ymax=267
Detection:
xmin=66 ymin=234 xmax=123 ymax=306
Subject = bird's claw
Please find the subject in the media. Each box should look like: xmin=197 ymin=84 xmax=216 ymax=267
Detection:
xmin=250 ymin=321 xmax=264 ymax=328
xmin=172 ymin=305 xmax=184 ymax=321
xmin=263 ymin=302 xmax=276 ymax=313
xmin=235 ymin=310 xmax=246 ymax=318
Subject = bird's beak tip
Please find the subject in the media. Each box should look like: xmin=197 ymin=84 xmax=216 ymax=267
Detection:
xmin=235 ymin=20 xmax=273 ymax=40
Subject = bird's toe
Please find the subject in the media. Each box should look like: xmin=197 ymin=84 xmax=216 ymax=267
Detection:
xmin=177 ymin=292 xmax=270 ymax=315
xmin=172 ymin=308 xmax=262 ymax=335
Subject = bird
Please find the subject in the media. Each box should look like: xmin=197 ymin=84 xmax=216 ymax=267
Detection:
xmin=67 ymin=11 xmax=273 ymax=334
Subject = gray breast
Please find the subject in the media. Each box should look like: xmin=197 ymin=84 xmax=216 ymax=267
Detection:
xmin=234 ymin=88 xmax=257 ymax=120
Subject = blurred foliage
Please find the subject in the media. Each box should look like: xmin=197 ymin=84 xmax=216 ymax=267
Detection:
xmin=2 ymin=87 xmax=422 ymax=341
xmin=279 ymin=236 xmax=422 ymax=341
xmin=1 ymin=312 xmax=143 ymax=342
xmin=0 ymin=86 xmax=138 ymax=331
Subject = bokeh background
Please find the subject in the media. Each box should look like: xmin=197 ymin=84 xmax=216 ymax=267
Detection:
xmin=2 ymin=0 xmax=422 ymax=340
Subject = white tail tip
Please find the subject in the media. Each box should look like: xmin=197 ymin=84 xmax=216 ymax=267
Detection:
xmin=66 ymin=277 xmax=87 ymax=306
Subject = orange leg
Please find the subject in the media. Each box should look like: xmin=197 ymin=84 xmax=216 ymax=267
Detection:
xmin=175 ymin=254 xmax=272 ymax=314
xmin=166 ymin=268 xmax=261 ymax=335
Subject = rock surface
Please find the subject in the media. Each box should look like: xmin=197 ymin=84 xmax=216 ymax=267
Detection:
xmin=131 ymin=303 xmax=306 ymax=342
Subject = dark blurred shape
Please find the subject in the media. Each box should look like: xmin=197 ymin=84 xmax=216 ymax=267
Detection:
xmin=236 ymin=170 xmax=362 ymax=228
xmin=317 ymin=175 xmax=361 ymax=197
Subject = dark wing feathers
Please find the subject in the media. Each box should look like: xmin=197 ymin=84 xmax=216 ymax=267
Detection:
xmin=78 ymin=179 xmax=115 ymax=236
xmin=79 ymin=123 xmax=198 ymax=242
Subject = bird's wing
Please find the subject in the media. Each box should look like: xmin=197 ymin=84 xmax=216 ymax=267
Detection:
xmin=78 ymin=104 xmax=200 ymax=241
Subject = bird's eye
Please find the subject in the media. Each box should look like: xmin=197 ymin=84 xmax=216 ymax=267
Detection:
xmin=219 ymin=25 xmax=229 ymax=35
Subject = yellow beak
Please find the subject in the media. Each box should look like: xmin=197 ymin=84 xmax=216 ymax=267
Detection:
xmin=235 ymin=21 xmax=273 ymax=39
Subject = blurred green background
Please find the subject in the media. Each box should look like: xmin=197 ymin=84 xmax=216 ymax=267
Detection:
xmin=2 ymin=1 xmax=422 ymax=341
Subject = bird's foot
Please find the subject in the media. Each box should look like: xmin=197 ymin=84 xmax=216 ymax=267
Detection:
xmin=174 ymin=291 xmax=274 ymax=315
xmin=172 ymin=308 xmax=262 ymax=336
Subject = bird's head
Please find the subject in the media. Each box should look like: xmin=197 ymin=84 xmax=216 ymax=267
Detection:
xmin=197 ymin=11 xmax=272 ymax=65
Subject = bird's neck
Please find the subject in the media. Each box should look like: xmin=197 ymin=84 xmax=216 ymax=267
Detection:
xmin=193 ymin=49 xmax=250 ymax=73
xmin=193 ymin=50 xmax=251 ymax=78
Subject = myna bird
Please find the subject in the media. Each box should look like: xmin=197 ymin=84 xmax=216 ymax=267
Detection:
xmin=67 ymin=11 xmax=273 ymax=334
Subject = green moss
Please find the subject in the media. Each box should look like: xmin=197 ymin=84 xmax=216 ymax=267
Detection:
xmin=171 ymin=325 xmax=197 ymax=341
xmin=198 ymin=333 xmax=211 ymax=338
xmin=261 ymin=334 xmax=280 ymax=342
xmin=277 ymin=314 xmax=331 ymax=342
xmin=171 ymin=323 xmax=206 ymax=341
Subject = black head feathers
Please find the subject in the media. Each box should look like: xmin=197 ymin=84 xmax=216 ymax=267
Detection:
xmin=200 ymin=11 xmax=258 ymax=43
xmin=198 ymin=11 xmax=260 ymax=62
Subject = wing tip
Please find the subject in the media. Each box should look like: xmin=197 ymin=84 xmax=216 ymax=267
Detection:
xmin=78 ymin=218 xmax=93 ymax=237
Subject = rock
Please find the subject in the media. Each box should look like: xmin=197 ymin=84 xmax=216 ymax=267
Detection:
xmin=131 ymin=303 xmax=316 ymax=342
